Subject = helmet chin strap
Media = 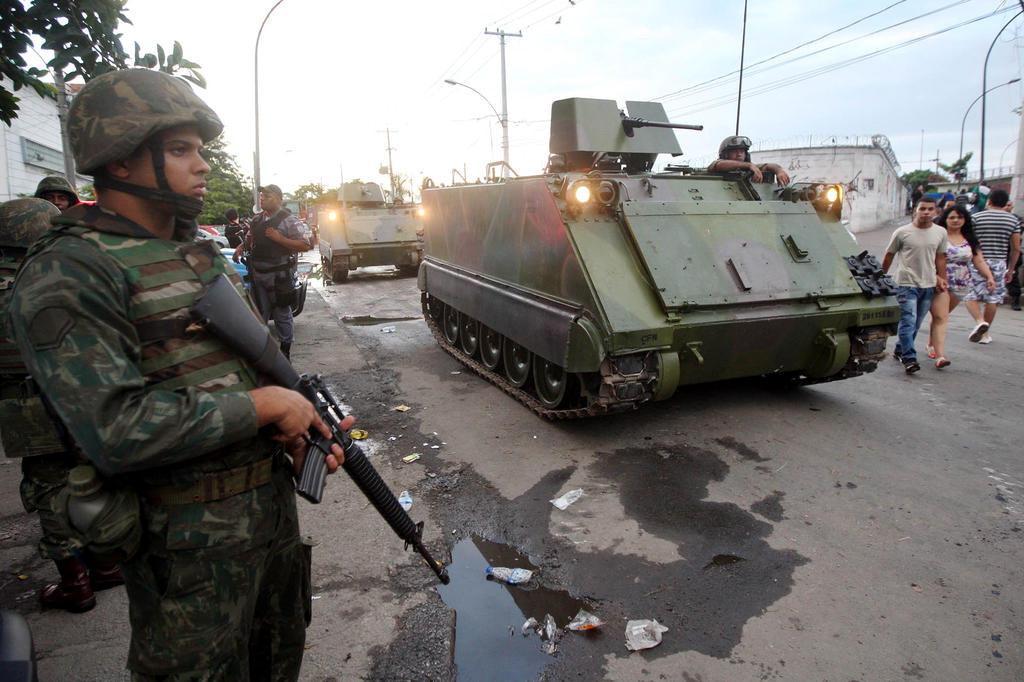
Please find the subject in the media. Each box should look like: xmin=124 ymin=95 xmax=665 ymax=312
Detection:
xmin=93 ymin=139 xmax=205 ymax=220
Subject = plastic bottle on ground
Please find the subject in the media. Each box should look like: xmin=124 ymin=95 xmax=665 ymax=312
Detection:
xmin=484 ymin=566 xmax=533 ymax=584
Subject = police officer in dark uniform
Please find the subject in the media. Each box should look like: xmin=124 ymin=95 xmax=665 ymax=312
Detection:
xmin=235 ymin=184 xmax=310 ymax=358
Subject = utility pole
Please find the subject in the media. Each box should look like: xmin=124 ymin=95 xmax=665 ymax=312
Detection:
xmin=1011 ymin=99 xmax=1024 ymax=212
xmin=52 ymin=69 xmax=76 ymax=188
xmin=484 ymin=28 xmax=522 ymax=178
xmin=928 ymin=149 xmax=941 ymax=175
xmin=379 ymin=128 xmax=397 ymax=200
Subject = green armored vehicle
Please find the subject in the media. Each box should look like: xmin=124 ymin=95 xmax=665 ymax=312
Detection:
xmin=418 ymin=98 xmax=899 ymax=417
xmin=317 ymin=181 xmax=423 ymax=283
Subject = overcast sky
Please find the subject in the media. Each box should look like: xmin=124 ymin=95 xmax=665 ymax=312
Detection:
xmin=106 ymin=0 xmax=1024 ymax=194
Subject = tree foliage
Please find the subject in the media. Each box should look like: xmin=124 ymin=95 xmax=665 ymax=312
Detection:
xmin=900 ymin=169 xmax=947 ymax=190
xmin=199 ymin=137 xmax=253 ymax=225
xmin=939 ymin=152 xmax=972 ymax=180
xmin=0 ymin=0 xmax=204 ymax=124
xmin=290 ymin=183 xmax=329 ymax=204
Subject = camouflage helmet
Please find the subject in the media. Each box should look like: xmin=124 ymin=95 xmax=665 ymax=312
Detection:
xmin=0 ymin=198 xmax=60 ymax=249
xmin=33 ymin=175 xmax=80 ymax=206
xmin=67 ymin=68 xmax=223 ymax=174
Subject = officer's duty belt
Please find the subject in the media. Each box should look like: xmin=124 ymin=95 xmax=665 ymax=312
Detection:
xmin=251 ymin=261 xmax=292 ymax=274
xmin=144 ymin=458 xmax=274 ymax=505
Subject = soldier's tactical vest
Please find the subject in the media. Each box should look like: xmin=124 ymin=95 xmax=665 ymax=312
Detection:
xmin=0 ymin=258 xmax=65 ymax=458
xmin=38 ymin=224 xmax=269 ymax=484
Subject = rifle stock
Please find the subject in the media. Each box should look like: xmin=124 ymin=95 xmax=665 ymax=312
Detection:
xmin=192 ymin=274 xmax=449 ymax=584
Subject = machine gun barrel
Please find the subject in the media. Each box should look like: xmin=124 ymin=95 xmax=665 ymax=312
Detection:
xmin=621 ymin=116 xmax=703 ymax=137
xmin=191 ymin=274 xmax=450 ymax=584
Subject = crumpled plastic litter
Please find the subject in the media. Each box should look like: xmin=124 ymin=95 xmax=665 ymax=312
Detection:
xmin=566 ymin=609 xmax=605 ymax=631
xmin=380 ymin=326 xmax=396 ymax=333
xmin=543 ymin=613 xmax=557 ymax=641
xmin=398 ymin=490 xmax=412 ymax=511
xmin=521 ymin=617 xmax=539 ymax=636
xmin=624 ymin=619 xmax=668 ymax=651
xmin=349 ymin=429 xmax=368 ymax=440
xmin=550 ymin=488 xmax=583 ymax=510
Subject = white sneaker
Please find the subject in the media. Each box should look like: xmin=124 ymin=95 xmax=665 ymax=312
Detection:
xmin=979 ymin=333 xmax=993 ymax=345
xmin=969 ymin=321 xmax=990 ymax=342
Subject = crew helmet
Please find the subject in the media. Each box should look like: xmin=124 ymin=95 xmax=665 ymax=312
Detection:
xmin=33 ymin=176 xmax=80 ymax=207
xmin=718 ymin=135 xmax=752 ymax=162
xmin=68 ymin=68 xmax=222 ymax=174
xmin=0 ymin=198 xmax=60 ymax=249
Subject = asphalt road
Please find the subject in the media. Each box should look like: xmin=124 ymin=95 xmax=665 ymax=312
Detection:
xmin=1 ymin=224 xmax=1021 ymax=681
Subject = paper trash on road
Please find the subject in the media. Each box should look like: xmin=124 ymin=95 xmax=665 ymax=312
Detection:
xmin=398 ymin=490 xmax=412 ymax=511
xmin=521 ymin=617 xmax=539 ymax=637
xmin=624 ymin=619 xmax=668 ymax=651
xmin=550 ymin=488 xmax=584 ymax=510
xmin=392 ymin=405 xmax=411 ymax=412
xmin=402 ymin=453 xmax=421 ymax=463
xmin=566 ymin=609 xmax=605 ymax=631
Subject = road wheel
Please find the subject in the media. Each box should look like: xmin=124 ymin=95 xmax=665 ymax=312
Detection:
xmin=503 ymin=338 xmax=532 ymax=388
xmin=479 ymin=325 xmax=502 ymax=370
xmin=459 ymin=315 xmax=480 ymax=357
xmin=533 ymin=356 xmax=570 ymax=408
xmin=443 ymin=305 xmax=460 ymax=345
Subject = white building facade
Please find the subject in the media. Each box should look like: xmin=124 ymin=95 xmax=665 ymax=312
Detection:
xmin=751 ymin=136 xmax=906 ymax=234
xmin=0 ymin=77 xmax=86 ymax=202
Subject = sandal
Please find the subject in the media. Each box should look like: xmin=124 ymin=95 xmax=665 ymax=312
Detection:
xmin=935 ymin=357 xmax=951 ymax=369
xmin=926 ymin=345 xmax=937 ymax=359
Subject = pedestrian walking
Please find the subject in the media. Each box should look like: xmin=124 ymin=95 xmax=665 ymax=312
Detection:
xmin=224 ymin=207 xmax=245 ymax=247
xmin=963 ymin=189 xmax=1022 ymax=344
xmin=8 ymin=68 xmax=346 ymax=680
xmin=882 ymin=197 xmax=948 ymax=373
xmin=925 ymin=205 xmax=995 ymax=369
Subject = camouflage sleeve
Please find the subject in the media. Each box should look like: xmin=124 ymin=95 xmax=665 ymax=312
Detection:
xmin=281 ymin=215 xmax=311 ymax=247
xmin=9 ymin=241 xmax=258 ymax=477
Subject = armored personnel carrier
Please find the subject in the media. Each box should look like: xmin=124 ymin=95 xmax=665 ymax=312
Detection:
xmin=418 ymin=98 xmax=898 ymax=418
xmin=318 ymin=181 xmax=423 ymax=282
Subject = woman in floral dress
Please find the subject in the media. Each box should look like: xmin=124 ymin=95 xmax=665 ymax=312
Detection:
xmin=927 ymin=205 xmax=995 ymax=368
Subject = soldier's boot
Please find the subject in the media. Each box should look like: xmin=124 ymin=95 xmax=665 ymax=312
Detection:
xmin=87 ymin=556 xmax=125 ymax=591
xmin=40 ymin=557 xmax=95 ymax=613
xmin=280 ymin=342 xmax=291 ymax=359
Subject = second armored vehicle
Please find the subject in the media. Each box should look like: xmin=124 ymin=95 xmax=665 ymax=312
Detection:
xmin=317 ymin=181 xmax=423 ymax=283
xmin=418 ymin=98 xmax=899 ymax=418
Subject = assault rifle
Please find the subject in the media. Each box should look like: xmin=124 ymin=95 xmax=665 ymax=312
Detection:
xmin=192 ymin=274 xmax=449 ymax=584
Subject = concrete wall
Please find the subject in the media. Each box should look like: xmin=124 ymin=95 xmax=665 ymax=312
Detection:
xmin=0 ymin=76 xmax=87 ymax=201
xmin=751 ymin=146 xmax=906 ymax=233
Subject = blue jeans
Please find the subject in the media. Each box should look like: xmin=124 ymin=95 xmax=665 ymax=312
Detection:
xmin=894 ymin=286 xmax=934 ymax=362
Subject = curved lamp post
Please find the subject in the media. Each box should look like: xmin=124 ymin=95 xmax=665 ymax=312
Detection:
xmin=254 ymin=0 xmax=288 ymax=210
xmin=959 ymin=77 xmax=1020 ymax=187
xmin=445 ymin=78 xmax=507 ymax=176
xmin=979 ymin=8 xmax=1023 ymax=183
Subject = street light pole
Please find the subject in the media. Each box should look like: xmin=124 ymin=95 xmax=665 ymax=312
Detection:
xmin=979 ymin=8 xmax=1022 ymax=184
xmin=444 ymin=78 xmax=504 ymax=171
xmin=959 ymin=77 xmax=1020 ymax=188
xmin=254 ymin=0 xmax=287 ymax=211
xmin=484 ymin=29 xmax=521 ymax=178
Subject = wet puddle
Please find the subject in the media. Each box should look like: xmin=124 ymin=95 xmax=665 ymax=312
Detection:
xmin=340 ymin=314 xmax=419 ymax=326
xmin=437 ymin=536 xmax=592 ymax=681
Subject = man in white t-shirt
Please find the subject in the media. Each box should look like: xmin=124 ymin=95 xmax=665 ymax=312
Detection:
xmin=882 ymin=197 xmax=948 ymax=373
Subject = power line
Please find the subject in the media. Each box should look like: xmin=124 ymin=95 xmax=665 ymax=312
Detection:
xmin=666 ymin=6 xmax=1017 ymax=118
xmin=655 ymin=0 xmax=971 ymax=104
xmin=489 ymin=0 xmax=552 ymax=27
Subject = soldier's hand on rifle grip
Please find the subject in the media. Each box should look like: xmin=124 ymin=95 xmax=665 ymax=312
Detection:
xmin=250 ymin=386 xmax=338 ymax=442
xmin=286 ymin=427 xmax=348 ymax=477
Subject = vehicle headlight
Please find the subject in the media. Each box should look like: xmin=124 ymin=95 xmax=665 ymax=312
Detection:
xmin=825 ymin=186 xmax=840 ymax=203
xmin=416 ymin=206 xmax=426 ymax=217
xmin=573 ymin=184 xmax=592 ymax=204
xmin=328 ymin=210 xmax=337 ymax=221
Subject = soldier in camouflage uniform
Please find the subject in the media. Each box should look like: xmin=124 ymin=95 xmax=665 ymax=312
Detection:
xmin=33 ymin=175 xmax=80 ymax=211
xmin=9 ymin=69 xmax=347 ymax=680
xmin=1 ymin=197 xmax=121 ymax=613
